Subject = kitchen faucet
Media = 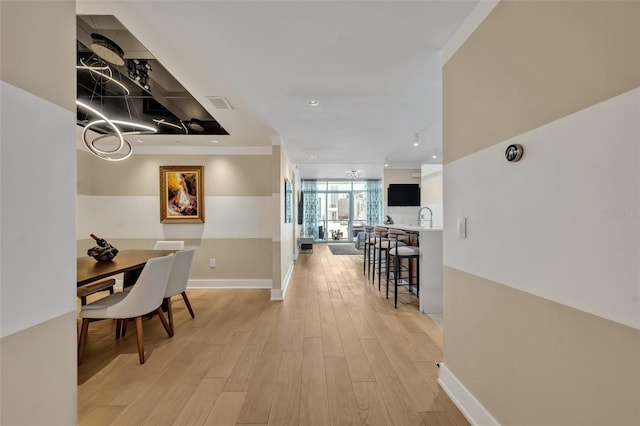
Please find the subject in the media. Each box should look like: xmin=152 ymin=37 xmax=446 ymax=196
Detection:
xmin=418 ymin=206 xmax=433 ymax=228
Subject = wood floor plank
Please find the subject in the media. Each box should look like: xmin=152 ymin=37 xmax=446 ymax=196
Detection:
xmin=332 ymin=298 xmax=375 ymax=381
xmin=300 ymin=338 xmax=331 ymax=426
xmin=325 ymin=357 xmax=363 ymax=425
xmin=352 ymin=382 xmax=393 ymax=426
xmin=267 ymin=350 xmax=303 ymax=426
xmin=203 ymin=392 xmax=246 ymax=426
xmin=304 ymin=287 xmax=322 ymax=338
xmin=223 ymin=316 xmax=275 ymax=391
xmin=361 ymin=339 xmax=424 ymax=425
xmin=374 ymin=328 xmax=445 ymax=413
xmin=78 ymin=405 xmax=126 ymax=426
xmin=235 ymin=310 xmax=289 ymax=424
xmin=318 ymin=291 xmax=344 ymax=358
xmin=203 ymin=332 xmax=252 ymax=378
xmin=172 ymin=378 xmax=226 ymax=426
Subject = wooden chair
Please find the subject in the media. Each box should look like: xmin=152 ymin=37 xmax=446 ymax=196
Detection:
xmin=76 ymin=279 xmax=115 ymax=305
xmin=78 ymin=254 xmax=175 ymax=365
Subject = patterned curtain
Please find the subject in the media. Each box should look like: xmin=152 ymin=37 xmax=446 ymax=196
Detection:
xmin=364 ymin=180 xmax=382 ymax=226
xmin=301 ymin=180 xmax=319 ymax=239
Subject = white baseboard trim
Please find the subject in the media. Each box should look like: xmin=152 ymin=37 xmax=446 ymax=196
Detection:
xmin=437 ymin=363 xmax=500 ymax=426
xmin=187 ymin=279 xmax=272 ymax=289
xmin=272 ymin=262 xmax=294 ymax=301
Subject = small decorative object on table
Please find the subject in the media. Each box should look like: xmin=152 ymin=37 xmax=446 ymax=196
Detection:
xmin=87 ymin=233 xmax=119 ymax=262
xmin=331 ymin=230 xmax=343 ymax=240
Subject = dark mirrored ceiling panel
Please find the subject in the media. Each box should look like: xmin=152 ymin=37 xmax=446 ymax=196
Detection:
xmin=76 ymin=15 xmax=228 ymax=136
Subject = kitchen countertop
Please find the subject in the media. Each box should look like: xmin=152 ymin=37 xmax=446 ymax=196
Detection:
xmin=377 ymin=224 xmax=443 ymax=232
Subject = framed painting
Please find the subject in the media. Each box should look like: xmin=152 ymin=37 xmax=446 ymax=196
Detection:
xmin=159 ymin=165 xmax=204 ymax=223
xmin=285 ymin=178 xmax=293 ymax=223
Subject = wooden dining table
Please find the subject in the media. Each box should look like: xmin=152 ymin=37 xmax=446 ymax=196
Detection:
xmin=77 ymin=249 xmax=175 ymax=287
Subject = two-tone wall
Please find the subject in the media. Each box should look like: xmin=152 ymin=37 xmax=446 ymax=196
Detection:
xmin=441 ymin=1 xmax=640 ymax=424
xmin=77 ymin=149 xmax=279 ymax=288
xmin=1 ymin=1 xmax=77 ymax=424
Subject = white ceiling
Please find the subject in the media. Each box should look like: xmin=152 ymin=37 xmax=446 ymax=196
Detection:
xmin=78 ymin=1 xmax=478 ymax=179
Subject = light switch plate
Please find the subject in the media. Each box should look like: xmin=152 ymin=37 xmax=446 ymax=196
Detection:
xmin=209 ymin=258 xmax=216 ymax=268
xmin=457 ymin=217 xmax=467 ymax=239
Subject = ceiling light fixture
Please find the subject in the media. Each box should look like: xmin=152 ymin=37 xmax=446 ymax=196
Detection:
xmin=187 ymin=118 xmax=205 ymax=133
xmin=76 ymin=58 xmax=157 ymax=161
xmin=211 ymin=140 xmax=219 ymax=144
xmin=384 ymin=163 xmax=389 ymax=167
xmin=90 ymin=33 xmax=125 ymax=66
xmin=413 ymin=133 xmax=420 ymax=147
xmin=77 ymin=59 xmax=130 ymax=95
xmin=308 ymin=100 xmax=319 ymax=106
xmin=346 ymin=170 xmax=359 ymax=179
xmin=432 ymin=148 xmax=437 ymax=159
xmin=307 ymin=153 xmax=316 ymax=159
xmin=153 ymin=119 xmax=188 ymax=134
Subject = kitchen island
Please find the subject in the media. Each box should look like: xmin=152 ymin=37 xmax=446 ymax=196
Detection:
xmin=378 ymin=224 xmax=443 ymax=314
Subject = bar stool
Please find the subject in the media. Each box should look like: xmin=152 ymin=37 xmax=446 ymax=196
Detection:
xmin=373 ymin=228 xmax=406 ymax=290
xmin=362 ymin=226 xmax=375 ymax=277
xmin=386 ymin=230 xmax=420 ymax=308
xmin=366 ymin=227 xmax=387 ymax=281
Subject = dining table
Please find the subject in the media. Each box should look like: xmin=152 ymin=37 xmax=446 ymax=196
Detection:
xmin=77 ymin=249 xmax=176 ymax=288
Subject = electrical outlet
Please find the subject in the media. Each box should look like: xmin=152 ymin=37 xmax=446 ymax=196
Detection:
xmin=209 ymin=258 xmax=216 ymax=268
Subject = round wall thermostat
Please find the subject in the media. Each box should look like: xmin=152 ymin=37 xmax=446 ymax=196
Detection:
xmin=505 ymin=144 xmax=524 ymax=162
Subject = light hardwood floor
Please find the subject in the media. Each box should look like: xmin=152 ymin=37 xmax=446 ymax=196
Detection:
xmin=78 ymin=244 xmax=468 ymax=426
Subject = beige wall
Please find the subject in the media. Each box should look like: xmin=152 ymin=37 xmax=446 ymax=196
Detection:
xmin=0 ymin=1 xmax=76 ymax=111
xmin=443 ymin=0 xmax=640 ymax=164
xmin=1 ymin=1 xmax=77 ymax=424
xmin=78 ymin=151 xmax=273 ymax=196
xmin=442 ymin=1 xmax=640 ymax=424
xmin=445 ymin=267 xmax=640 ymax=426
xmin=1 ymin=312 xmax=79 ymax=425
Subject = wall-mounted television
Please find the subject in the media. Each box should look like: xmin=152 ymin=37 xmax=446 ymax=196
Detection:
xmin=387 ymin=184 xmax=420 ymax=206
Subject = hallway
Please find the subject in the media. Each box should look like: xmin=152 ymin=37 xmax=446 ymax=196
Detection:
xmin=78 ymin=244 xmax=467 ymax=425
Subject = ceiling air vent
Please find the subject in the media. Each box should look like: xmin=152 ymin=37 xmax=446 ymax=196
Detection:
xmin=206 ymin=96 xmax=234 ymax=110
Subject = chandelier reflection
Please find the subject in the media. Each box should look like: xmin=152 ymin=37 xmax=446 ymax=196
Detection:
xmin=76 ymin=54 xmax=157 ymax=161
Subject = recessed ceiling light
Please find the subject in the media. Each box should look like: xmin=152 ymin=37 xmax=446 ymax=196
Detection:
xmin=384 ymin=163 xmax=389 ymax=167
xmin=136 ymin=139 xmax=144 ymax=144
xmin=211 ymin=140 xmax=219 ymax=144
xmin=413 ymin=142 xmax=419 ymax=147
xmin=432 ymin=154 xmax=437 ymax=159
xmin=308 ymin=100 xmax=319 ymax=106
xmin=307 ymin=153 xmax=316 ymax=159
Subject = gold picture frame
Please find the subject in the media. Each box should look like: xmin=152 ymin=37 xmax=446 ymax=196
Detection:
xmin=159 ymin=165 xmax=204 ymax=223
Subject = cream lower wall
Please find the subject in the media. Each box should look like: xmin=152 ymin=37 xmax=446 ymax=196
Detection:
xmin=78 ymin=238 xmax=272 ymax=280
xmin=444 ymin=266 xmax=640 ymax=426
xmin=0 ymin=311 xmax=78 ymax=425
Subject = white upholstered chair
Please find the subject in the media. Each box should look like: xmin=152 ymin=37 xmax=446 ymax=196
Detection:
xmin=154 ymin=240 xmax=184 ymax=250
xmin=163 ymin=248 xmax=196 ymax=334
xmin=78 ymin=253 xmax=175 ymax=365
